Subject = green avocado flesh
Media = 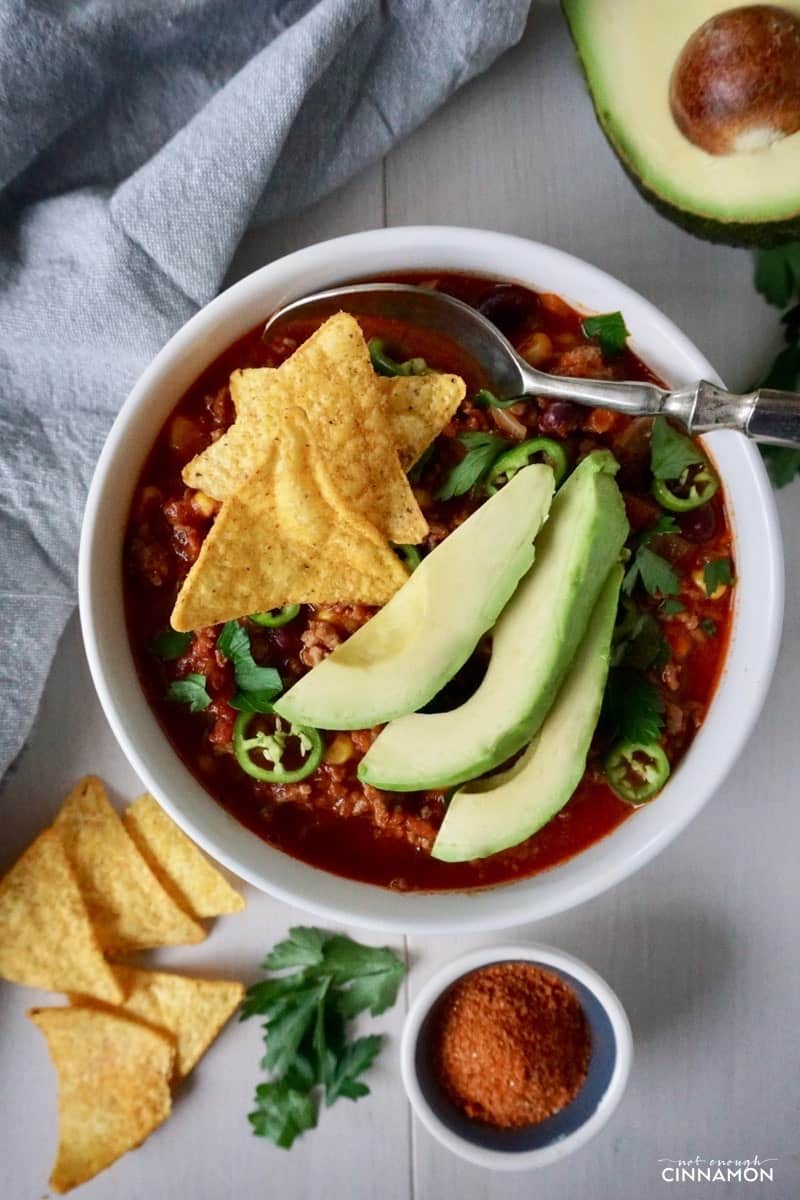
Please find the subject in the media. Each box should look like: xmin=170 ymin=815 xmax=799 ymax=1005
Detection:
xmin=358 ymin=451 xmax=629 ymax=792
xmin=431 ymin=564 xmax=622 ymax=863
xmin=273 ymin=464 xmax=555 ymax=730
xmin=563 ymin=0 xmax=800 ymax=246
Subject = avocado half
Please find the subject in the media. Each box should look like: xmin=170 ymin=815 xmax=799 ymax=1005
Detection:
xmin=562 ymin=0 xmax=800 ymax=247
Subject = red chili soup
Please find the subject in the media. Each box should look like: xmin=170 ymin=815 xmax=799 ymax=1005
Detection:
xmin=124 ymin=272 xmax=734 ymax=891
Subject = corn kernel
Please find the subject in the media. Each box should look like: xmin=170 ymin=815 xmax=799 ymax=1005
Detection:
xmin=692 ymin=567 xmax=727 ymax=601
xmin=192 ymin=490 xmax=220 ymax=518
xmin=168 ymin=415 xmax=197 ymax=453
xmin=324 ymin=733 xmax=354 ymax=765
xmin=519 ymin=331 xmax=553 ymax=368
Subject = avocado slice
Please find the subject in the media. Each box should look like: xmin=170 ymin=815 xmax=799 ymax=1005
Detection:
xmin=274 ymin=464 xmax=555 ymax=730
xmin=563 ymin=0 xmax=800 ymax=246
xmin=431 ymin=564 xmax=622 ymax=862
xmin=359 ymin=451 xmax=629 ymax=791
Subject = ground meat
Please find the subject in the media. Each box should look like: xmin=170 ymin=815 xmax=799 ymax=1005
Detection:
xmin=163 ymin=495 xmax=207 ymax=565
xmin=552 ymin=343 xmax=619 ymax=380
xmin=204 ymin=385 xmax=233 ymax=428
xmin=300 ymin=620 xmax=343 ymax=667
xmin=129 ymin=534 xmax=171 ymax=587
xmin=178 ymin=626 xmax=231 ymax=692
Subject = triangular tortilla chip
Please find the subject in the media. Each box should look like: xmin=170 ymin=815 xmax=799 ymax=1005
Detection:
xmin=30 ymin=1006 xmax=174 ymax=1193
xmin=184 ymin=367 xmax=463 ymax=493
xmin=171 ymin=408 xmax=409 ymax=631
xmin=0 ymin=831 xmax=122 ymax=1004
xmin=123 ymin=795 xmax=244 ymax=919
xmin=382 ymin=373 xmax=465 ymax=470
xmin=104 ymin=967 xmax=244 ymax=1080
xmin=53 ymin=777 xmax=205 ymax=954
xmin=182 ymin=313 xmax=427 ymax=543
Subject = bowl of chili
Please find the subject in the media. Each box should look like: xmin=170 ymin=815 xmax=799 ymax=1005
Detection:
xmin=79 ymin=225 xmax=783 ymax=932
xmin=401 ymin=943 xmax=633 ymax=1169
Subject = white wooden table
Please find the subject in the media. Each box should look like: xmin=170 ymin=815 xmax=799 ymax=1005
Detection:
xmin=2 ymin=5 xmax=799 ymax=1197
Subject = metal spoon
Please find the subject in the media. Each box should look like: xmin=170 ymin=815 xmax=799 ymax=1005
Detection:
xmin=263 ymin=282 xmax=800 ymax=447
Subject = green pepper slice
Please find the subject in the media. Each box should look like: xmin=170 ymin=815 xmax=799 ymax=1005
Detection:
xmin=652 ymin=464 xmax=719 ymax=512
xmin=395 ymin=544 xmax=422 ymax=572
xmin=368 ymin=338 xmax=429 ymax=377
xmin=249 ymin=606 xmax=301 ymax=628
xmin=605 ymin=740 xmax=671 ymax=805
xmin=233 ymin=710 xmax=323 ymax=783
xmin=485 ymin=437 xmax=568 ymax=494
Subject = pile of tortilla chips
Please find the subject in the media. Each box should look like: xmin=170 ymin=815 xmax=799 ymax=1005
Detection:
xmin=0 ymin=778 xmax=245 ymax=1193
xmin=171 ymin=313 xmax=465 ymax=631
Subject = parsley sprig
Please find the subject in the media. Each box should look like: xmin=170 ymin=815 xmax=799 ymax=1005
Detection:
xmin=217 ymin=621 xmax=282 ymax=712
xmin=581 ymin=311 xmax=630 ymax=358
xmin=623 ymin=515 xmax=681 ymax=599
xmin=754 ymin=244 xmax=800 ymax=487
xmin=602 ymin=667 xmax=665 ymax=745
xmin=436 ymin=431 xmax=510 ymax=500
xmin=242 ymin=927 xmax=406 ymax=1150
xmin=166 ymin=673 xmax=211 ymax=712
xmin=650 ymin=416 xmax=704 ymax=481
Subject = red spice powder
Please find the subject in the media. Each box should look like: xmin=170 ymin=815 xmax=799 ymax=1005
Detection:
xmin=432 ymin=962 xmax=591 ymax=1128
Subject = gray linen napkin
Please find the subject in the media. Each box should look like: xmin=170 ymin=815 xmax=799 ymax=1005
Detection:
xmin=0 ymin=0 xmax=531 ymax=780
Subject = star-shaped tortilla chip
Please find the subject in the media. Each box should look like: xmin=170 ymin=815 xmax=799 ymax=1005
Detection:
xmin=171 ymin=407 xmax=409 ymax=631
xmin=123 ymin=794 xmax=244 ymax=920
xmin=182 ymin=313 xmax=427 ymax=543
xmin=30 ymin=1006 xmax=174 ymax=1193
xmin=53 ymin=777 xmax=205 ymax=954
xmin=0 ymin=830 xmax=122 ymax=1003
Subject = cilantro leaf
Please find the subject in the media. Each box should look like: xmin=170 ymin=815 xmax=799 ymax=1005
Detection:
xmin=661 ymin=598 xmax=685 ymax=616
xmin=249 ymin=1081 xmax=317 ymax=1149
xmin=650 ymin=416 xmax=705 ymax=481
xmin=624 ymin=546 xmax=679 ymax=598
xmin=166 ymin=673 xmax=211 ymax=713
xmin=435 ymin=432 xmax=509 ymax=500
xmin=151 ymin=629 xmax=192 ymax=660
xmin=581 ymin=311 xmax=629 ymax=357
xmin=218 ymin=621 xmax=282 ymax=711
xmin=264 ymin=927 xmax=329 ymax=970
xmin=239 ymin=974 xmax=313 ymax=1022
xmin=755 ymin=312 xmax=800 ymax=487
xmin=602 ymin=668 xmax=665 ymax=745
xmin=703 ymin=557 xmax=733 ymax=597
xmin=754 ymin=243 xmax=800 ymax=309
xmin=325 ymin=1036 xmax=382 ymax=1106
xmin=701 ymin=618 xmax=717 ymax=637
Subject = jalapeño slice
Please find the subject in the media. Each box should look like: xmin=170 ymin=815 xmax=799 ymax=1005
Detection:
xmin=605 ymin=740 xmax=670 ymax=805
xmin=249 ymin=606 xmax=301 ymax=627
xmin=233 ymin=710 xmax=323 ymax=783
xmin=485 ymin=437 xmax=568 ymax=494
xmin=652 ymin=463 xmax=719 ymax=512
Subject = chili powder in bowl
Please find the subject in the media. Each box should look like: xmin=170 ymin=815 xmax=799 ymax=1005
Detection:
xmin=400 ymin=944 xmax=632 ymax=1170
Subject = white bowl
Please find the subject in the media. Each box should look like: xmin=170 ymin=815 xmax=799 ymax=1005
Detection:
xmin=400 ymin=944 xmax=633 ymax=1170
xmin=78 ymin=226 xmax=783 ymax=933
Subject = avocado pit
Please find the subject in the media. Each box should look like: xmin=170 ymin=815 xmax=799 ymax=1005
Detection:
xmin=669 ymin=4 xmax=800 ymax=155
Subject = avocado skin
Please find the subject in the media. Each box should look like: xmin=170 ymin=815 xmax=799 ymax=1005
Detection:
xmin=562 ymin=5 xmax=800 ymax=249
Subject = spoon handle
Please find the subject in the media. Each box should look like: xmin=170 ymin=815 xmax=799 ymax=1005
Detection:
xmin=521 ymin=367 xmax=800 ymax=447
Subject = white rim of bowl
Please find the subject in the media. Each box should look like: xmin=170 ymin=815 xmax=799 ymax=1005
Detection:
xmin=400 ymin=943 xmax=633 ymax=1170
xmin=79 ymin=226 xmax=784 ymax=932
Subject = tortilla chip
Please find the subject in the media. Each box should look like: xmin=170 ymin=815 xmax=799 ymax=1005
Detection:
xmin=382 ymin=373 xmax=465 ymax=470
xmin=53 ymin=777 xmax=205 ymax=954
xmin=183 ymin=313 xmax=427 ymax=543
xmin=0 ymin=831 xmax=122 ymax=1004
xmin=123 ymin=795 xmax=244 ymax=920
xmin=171 ymin=408 xmax=409 ymax=631
xmin=30 ymin=1006 xmax=174 ymax=1193
xmin=185 ymin=368 xmax=463 ymax=494
xmin=102 ymin=967 xmax=244 ymax=1081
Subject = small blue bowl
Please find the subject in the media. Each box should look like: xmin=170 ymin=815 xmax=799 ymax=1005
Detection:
xmin=401 ymin=944 xmax=632 ymax=1170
